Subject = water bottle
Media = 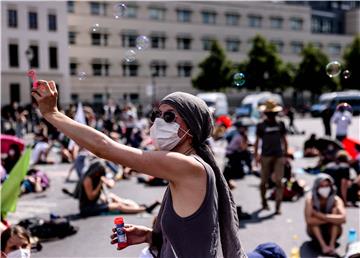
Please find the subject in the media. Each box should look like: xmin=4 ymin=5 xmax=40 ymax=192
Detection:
xmin=348 ymin=228 xmax=358 ymax=244
xmin=114 ymin=217 xmax=127 ymax=249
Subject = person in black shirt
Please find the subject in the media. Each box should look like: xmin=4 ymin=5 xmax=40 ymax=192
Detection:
xmin=255 ymin=100 xmax=288 ymax=214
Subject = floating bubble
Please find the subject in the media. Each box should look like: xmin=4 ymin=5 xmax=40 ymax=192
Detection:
xmin=124 ymin=49 xmax=136 ymax=63
xmin=233 ymin=72 xmax=246 ymax=87
xmin=343 ymin=70 xmax=351 ymax=79
xmin=91 ymin=23 xmax=100 ymax=32
xmin=113 ymin=3 xmax=127 ymax=19
xmin=136 ymin=36 xmax=150 ymax=51
xmin=326 ymin=61 xmax=341 ymax=78
xmin=78 ymin=71 xmax=87 ymax=81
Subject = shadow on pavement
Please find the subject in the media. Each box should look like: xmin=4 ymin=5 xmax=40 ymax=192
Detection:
xmin=239 ymin=208 xmax=276 ymax=229
xmin=300 ymin=241 xmax=322 ymax=258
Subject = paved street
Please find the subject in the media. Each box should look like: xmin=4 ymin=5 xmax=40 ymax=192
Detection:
xmin=7 ymin=117 xmax=360 ymax=258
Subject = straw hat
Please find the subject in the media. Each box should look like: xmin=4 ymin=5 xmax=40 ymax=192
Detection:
xmin=259 ymin=99 xmax=283 ymax=113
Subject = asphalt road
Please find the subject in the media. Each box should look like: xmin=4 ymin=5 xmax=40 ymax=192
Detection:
xmin=7 ymin=117 xmax=360 ymax=258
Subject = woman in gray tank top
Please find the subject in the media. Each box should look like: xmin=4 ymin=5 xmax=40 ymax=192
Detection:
xmin=30 ymin=81 xmax=246 ymax=257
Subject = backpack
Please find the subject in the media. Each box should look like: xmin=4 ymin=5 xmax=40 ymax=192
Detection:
xmin=18 ymin=217 xmax=78 ymax=240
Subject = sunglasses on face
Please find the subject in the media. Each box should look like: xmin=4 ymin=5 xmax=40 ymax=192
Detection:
xmin=150 ymin=110 xmax=177 ymax=123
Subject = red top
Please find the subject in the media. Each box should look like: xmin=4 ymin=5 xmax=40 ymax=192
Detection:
xmin=114 ymin=216 xmax=124 ymax=225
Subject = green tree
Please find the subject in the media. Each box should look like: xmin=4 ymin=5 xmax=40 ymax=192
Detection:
xmin=192 ymin=41 xmax=233 ymax=91
xmin=293 ymin=43 xmax=337 ymax=96
xmin=240 ymin=35 xmax=290 ymax=91
xmin=341 ymin=34 xmax=360 ymax=89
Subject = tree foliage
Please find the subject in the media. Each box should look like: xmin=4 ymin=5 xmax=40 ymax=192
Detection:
xmin=341 ymin=34 xmax=360 ymax=89
xmin=192 ymin=41 xmax=233 ymax=91
xmin=293 ymin=43 xmax=337 ymax=94
xmin=239 ymin=35 xmax=291 ymax=91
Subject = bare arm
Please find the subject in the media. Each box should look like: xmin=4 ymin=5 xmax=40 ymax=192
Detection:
xmin=31 ymin=80 xmax=204 ymax=183
xmin=304 ymin=196 xmax=327 ymax=226
xmin=83 ymin=177 xmax=103 ymax=201
xmin=313 ymin=197 xmax=346 ymax=225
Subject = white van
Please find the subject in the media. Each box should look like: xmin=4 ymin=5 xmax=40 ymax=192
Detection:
xmin=236 ymin=92 xmax=283 ymax=119
xmin=196 ymin=92 xmax=229 ymax=116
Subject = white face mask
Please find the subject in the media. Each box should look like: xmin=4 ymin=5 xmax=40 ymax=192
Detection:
xmin=7 ymin=248 xmax=31 ymax=258
xmin=150 ymin=118 xmax=189 ymax=151
xmin=318 ymin=187 xmax=331 ymax=198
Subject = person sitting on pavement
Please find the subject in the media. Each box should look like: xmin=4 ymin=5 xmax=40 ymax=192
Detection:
xmin=304 ymin=173 xmax=346 ymax=256
xmin=32 ymin=81 xmax=246 ymax=257
xmin=76 ymin=159 xmax=159 ymax=217
xmin=304 ymin=134 xmax=320 ymax=158
xmin=254 ymin=100 xmax=288 ymax=215
xmin=1 ymin=225 xmax=31 ymax=258
xmin=21 ymin=168 xmax=50 ymax=194
xmin=30 ymin=134 xmax=53 ymax=165
xmin=2 ymin=144 xmax=22 ymax=174
xmin=323 ymin=150 xmax=352 ymax=205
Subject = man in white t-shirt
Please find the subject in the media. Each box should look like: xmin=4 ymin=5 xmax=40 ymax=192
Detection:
xmin=331 ymin=103 xmax=352 ymax=142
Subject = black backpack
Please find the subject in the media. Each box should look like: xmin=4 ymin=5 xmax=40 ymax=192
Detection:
xmin=18 ymin=217 xmax=78 ymax=240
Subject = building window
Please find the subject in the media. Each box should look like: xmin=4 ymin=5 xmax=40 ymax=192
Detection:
xmin=48 ymin=14 xmax=57 ymax=31
xmin=8 ymin=9 xmax=17 ymax=28
xmin=328 ymin=44 xmax=341 ymax=55
xmin=70 ymin=63 xmax=77 ymax=75
xmin=49 ymin=46 xmax=58 ymax=69
xmin=322 ymin=20 xmax=332 ymax=33
xmin=9 ymin=44 xmax=19 ymax=67
xmin=149 ymin=8 xmax=165 ymax=20
xmin=312 ymin=42 xmax=323 ymax=49
xmin=90 ymin=2 xmax=100 ymax=15
xmin=226 ymin=39 xmax=240 ymax=52
xmin=312 ymin=17 xmax=321 ymax=33
xmin=121 ymin=33 xmax=138 ymax=48
xmin=177 ymin=9 xmax=191 ymax=22
xmin=290 ymin=18 xmax=303 ymax=31
xmin=271 ymin=40 xmax=284 ymax=53
xmin=93 ymin=93 xmax=103 ymax=104
xmin=202 ymin=11 xmax=216 ymax=24
xmin=202 ymin=38 xmax=214 ymax=51
xmin=10 ymin=83 xmax=21 ymax=103
xmin=177 ymin=37 xmax=192 ymax=50
xmin=291 ymin=41 xmax=303 ymax=54
xmin=71 ymin=93 xmax=79 ymax=102
xmin=67 ymin=1 xmax=75 ymax=13
xmin=91 ymin=33 xmax=101 ymax=45
xmin=29 ymin=45 xmax=39 ymax=68
xmin=226 ymin=13 xmax=239 ymax=26
xmin=270 ymin=17 xmax=283 ymax=29
xmin=69 ymin=31 xmax=76 ymax=44
xmin=248 ymin=15 xmax=262 ymax=28
xmin=150 ymin=35 xmax=166 ymax=49
xmin=177 ymin=63 xmax=192 ymax=77
xmin=92 ymin=63 xmax=102 ymax=76
xmin=125 ymin=6 xmax=137 ymax=18
xmin=92 ymin=60 xmax=110 ymax=76
xmin=150 ymin=61 xmax=167 ymax=77
xmin=122 ymin=63 xmax=139 ymax=77
xmin=28 ymin=12 xmax=38 ymax=29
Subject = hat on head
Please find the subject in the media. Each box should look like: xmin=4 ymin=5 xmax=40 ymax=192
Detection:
xmin=247 ymin=242 xmax=287 ymax=258
xmin=259 ymin=99 xmax=283 ymax=113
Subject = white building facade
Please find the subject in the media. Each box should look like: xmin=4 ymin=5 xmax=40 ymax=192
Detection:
xmin=1 ymin=1 xmax=70 ymax=106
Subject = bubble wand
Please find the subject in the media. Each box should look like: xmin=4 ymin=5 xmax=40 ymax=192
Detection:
xmin=27 ymin=69 xmax=38 ymax=89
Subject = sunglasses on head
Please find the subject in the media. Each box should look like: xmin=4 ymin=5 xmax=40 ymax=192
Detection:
xmin=150 ymin=110 xmax=177 ymax=123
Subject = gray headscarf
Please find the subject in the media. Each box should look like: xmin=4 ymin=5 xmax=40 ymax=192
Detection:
xmin=312 ymin=173 xmax=337 ymax=213
xmin=154 ymin=92 xmax=246 ymax=258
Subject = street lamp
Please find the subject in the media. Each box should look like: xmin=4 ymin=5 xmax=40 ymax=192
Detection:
xmin=25 ymin=47 xmax=34 ymax=102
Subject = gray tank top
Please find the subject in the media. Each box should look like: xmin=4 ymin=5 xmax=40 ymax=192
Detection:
xmin=157 ymin=155 xmax=220 ymax=258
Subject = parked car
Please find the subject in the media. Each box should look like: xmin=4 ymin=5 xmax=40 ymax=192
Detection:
xmin=197 ymin=92 xmax=229 ymax=117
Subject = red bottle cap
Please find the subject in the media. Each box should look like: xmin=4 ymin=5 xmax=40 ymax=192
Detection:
xmin=114 ymin=216 xmax=124 ymax=225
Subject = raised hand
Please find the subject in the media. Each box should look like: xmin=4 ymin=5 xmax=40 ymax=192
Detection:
xmin=31 ymin=80 xmax=59 ymax=117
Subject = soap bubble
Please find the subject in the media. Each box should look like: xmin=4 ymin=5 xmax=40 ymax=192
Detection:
xmin=136 ymin=36 xmax=150 ymax=51
xmin=233 ymin=72 xmax=246 ymax=87
xmin=91 ymin=23 xmax=100 ymax=33
xmin=124 ymin=49 xmax=136 ymax=63
xmin=326 ymin=61 xmax=341 ymax=78
xmin=343 ymin=70 xmax=351 ymax=79
xmin=78 ymin=71 xmax=87 ymax=81
xmin=113 ymin=3 xmax=127 ymax=19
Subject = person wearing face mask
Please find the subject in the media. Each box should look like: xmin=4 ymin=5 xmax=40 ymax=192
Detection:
xmin=254 ymin=100 xmax=288 ymax=215
xmin=31 ymin=80 xmax=246 ymax=258
xmin=1 ymin=225 xmax=31 ymax=258
xmin=2 ymin=144 xmax=21 ymax=174
xmin=304 ymin=174 xmax=346 ymax=256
